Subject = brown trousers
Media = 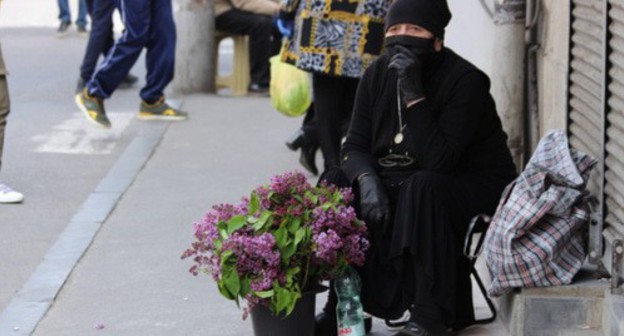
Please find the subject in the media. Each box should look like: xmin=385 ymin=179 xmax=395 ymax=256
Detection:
xmin=0 ymin=75 xmax=9 ymax=171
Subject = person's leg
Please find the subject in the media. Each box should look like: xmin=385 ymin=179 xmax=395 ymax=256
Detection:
xmin=57 ymin=0 xmax=71 ymax=23
xmin=87 ymin=0 xmax=150 ymax=99
xmin=0 ymin=73 xmax=23 ymax=203
xmin=76 ymin=0 xmax=89 ymax=28
xmin=313 ymin=75 xmax=359 ymax=170
xmin=216 ymin=9 xmax=273 ymax=86
xmin=140 ymin=0 xmax=176 ymax=103
xmin=0 ymin=75 xmax=8 ymax=172
xmin=79 ymin=0 xmax=116 ymax=83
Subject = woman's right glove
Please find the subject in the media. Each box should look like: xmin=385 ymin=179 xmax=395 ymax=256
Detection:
xmin=388 ymin=44 xmax=425 ymax=105
xmin=357 ymin=173 xmax=391 ymax=234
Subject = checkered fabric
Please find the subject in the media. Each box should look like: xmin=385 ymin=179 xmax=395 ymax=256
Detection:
xmin=483 ymin=130 xmax=597 ymax=297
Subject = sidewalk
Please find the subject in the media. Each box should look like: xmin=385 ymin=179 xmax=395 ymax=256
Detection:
xmin=12 ymin=92 xmax=506 ymax=335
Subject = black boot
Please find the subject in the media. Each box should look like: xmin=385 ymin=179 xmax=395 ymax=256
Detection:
xmin=315 ymin=284 xmax=338 ymax=336
xmin=299 ymin=142 xmax=319 ymax=176
xmin=286 ymin=128 xmax=305 ymax=151
xmin=392 ymin=321 xmax=448 ymax=336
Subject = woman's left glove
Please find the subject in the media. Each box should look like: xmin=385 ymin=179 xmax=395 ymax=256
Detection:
xmin=388 ymin=45 xmax=425 ymax=105
xmin=357 ymin=174 xmax=391 ymax=234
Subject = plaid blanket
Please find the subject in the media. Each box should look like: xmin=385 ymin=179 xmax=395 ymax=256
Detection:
xmin=484 ymin=130 xmax=597 ymax=297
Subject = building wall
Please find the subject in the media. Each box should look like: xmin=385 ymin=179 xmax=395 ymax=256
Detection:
xmin=445 ymin=0 xmax=495 ymax=77
xmin=537 ymin=1 xmax=570 ymax=135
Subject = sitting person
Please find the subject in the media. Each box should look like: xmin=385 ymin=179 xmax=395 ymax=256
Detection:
xmin=215 ymin=0 xmax=282 ymax=94
xmin=318 ymin=0 xmax=518 ymax=335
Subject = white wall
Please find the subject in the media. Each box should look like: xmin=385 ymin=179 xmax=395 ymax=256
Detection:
xmin=445 ymin=0 xmax=496 ymax=77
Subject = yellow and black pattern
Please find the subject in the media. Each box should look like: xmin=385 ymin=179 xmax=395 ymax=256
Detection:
xmin=281 ymin=0 xmax=391 ymax=78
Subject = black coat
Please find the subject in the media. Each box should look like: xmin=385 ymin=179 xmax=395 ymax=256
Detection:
xmin=339 ymin=48 xmax=517 ymax=328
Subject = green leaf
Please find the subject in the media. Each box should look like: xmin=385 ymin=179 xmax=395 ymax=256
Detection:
xmin=282 ymin=242 xmax=297 ymax=260
xmin=253 ymin=210 xmax=273 ymax=231
xmin=218 ymin=221 xmax=228 ymax=239
xmin=218 ymin=281 xmax=236 ymax=300
xmin=222 ymin=267 xmax=241 ymax=298
xmin=227 ymin=215 xmax=246 ymax=234
xmin=249 ymin=192 xmax=260 ymax=214
xmin=288 ymin=217 xmax=302 ymax=234
xmin=321 ymin=202 xmax=333 ymax=211
xmin=274 ymin=287 xmax=289 ymax=314
xmin=294 ymin=227 xmax=306 ymax=245
xmin=254 ymin=290 xmax=275 ymax=298
xmin=285 ymin=267 xmax=300 ymax=285
xmin=274 ymin=225 xmax=288 ymax=248
xmin=304 ymin=190 xmax=319 ymax=204
xmin=332 ymin=190 xmax=342 ymax=203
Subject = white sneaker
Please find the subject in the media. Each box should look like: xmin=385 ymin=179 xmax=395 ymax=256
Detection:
xmin=0 ymin=183 xmax=24 ymax=203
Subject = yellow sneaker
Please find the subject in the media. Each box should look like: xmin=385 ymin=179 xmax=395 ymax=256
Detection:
xmin=138 ymin=97 xmax=188 ymax=121
xmin=75 ymin=88 xmax=111 ymax=128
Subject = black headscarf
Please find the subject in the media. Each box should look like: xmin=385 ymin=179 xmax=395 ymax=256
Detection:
xmin=385 ymin=0 xmax=452 ymax=39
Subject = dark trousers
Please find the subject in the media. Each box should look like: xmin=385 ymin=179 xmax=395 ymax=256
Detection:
xmin=215 ymin=9 xmax=281 ymax=85
xmin=312 ymin=74 xmax=359 ymax=169
xmin=80 ymin=0 xmax=117 ymax=82
xmin=0 ymin=75 xmax=9 ymax=172
xmin=88 ymin=0 xmax=176 ymax=103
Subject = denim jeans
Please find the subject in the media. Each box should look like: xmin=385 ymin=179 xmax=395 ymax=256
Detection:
xmin=58 ymin=0 xmax=88 ymax=27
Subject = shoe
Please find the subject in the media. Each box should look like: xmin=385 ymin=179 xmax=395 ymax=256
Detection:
xmin=138 ymin=97 xmax=188 ymax=121
xmin=57 ymin=21 xmax=71 ymax=37
xmin=0 ymin=183 xmax=24 ymax=203
xmin=118 ymin=73 xmax=139 ymax=89
xmin=286 ymin=129 xmax=305 ymax=151
xmin=393 ymin=321 xmax=448 ymax=336
xmin=75 ymin=88 xmax=111 ymax=128
xmin=75 ymin=78 xmax=86 ymax=94
xmin=299 ymin=142 xmax=319 ymax=176
xmin=315 ymin=311 xmax=337 ymax=336
xmin=77 ymin=25 xmax=88 ymax=35
xmin=248 ymin=82 xmax=269 ymax=96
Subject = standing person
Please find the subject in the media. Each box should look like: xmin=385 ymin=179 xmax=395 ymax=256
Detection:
xmin=76 ymin=0 xmax=138 ymax=93
xmin=215 ymin=0 xmax=282 ymax=94
xmin=278 ymin=0 xmax=392 ymax=175
xmin=331 ymin=0 xmax=518 ymax=334
xmin=75 ymin=0 xmax=188 ymax=129
xmin=57 ymin=0 xmax=88 ymax=36
xmin=0 ymin=1 xmax=24 ymax=203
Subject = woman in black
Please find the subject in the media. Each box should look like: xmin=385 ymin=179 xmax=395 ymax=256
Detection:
xmin=322 ymin=0 xmax=517 ymax=335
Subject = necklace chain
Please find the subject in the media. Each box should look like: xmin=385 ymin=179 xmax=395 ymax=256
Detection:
xmin=394 ymin=81 xmax=406 ymax=144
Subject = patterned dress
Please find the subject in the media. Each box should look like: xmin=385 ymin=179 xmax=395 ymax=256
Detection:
xmin=279 ymin=0 xmax=391 ymax=78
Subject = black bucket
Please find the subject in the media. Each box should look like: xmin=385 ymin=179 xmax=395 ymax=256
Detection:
xmin=250 ymin=289 xmax=324 ymax=336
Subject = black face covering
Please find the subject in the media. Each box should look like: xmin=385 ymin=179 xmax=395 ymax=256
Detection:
xmin=384 ymin=35 xmax=441 ymax=77
xmin=384 ymin=35 xmax=437 ymax=64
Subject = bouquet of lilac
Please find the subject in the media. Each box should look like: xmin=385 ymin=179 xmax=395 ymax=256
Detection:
xmin=182 ymin=171 xmax=369 ymax=318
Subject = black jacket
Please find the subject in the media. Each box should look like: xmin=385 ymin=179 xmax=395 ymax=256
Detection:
xmin=341 ymin=48 xmax=516 ymax=181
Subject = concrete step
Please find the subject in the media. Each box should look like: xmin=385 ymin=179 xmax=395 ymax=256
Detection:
xmin=603 ymin=291 xmax=624 ymax=336
xmin=558 ymin=330 xmax=604 ymax=336
xmin=497 ymin=271 xmax=610 ymax=336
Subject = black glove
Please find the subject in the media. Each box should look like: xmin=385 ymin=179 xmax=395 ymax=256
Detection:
xmin=388 ymin=44 xmax=425 ymax=105
xmin=357 ymin=174 xmax=391 ymax=234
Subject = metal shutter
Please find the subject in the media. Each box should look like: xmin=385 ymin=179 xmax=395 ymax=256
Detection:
xmin=567 ymin=0 xmax=607 ymax=264
xmin=606 ymin=0 xmax=624 ymax=290
xmin=568 ymin=0 xmax=605 ymax=194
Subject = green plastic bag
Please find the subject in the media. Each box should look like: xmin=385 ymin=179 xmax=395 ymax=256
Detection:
xmin=270 ymin=56 xmax=311 ymax=117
